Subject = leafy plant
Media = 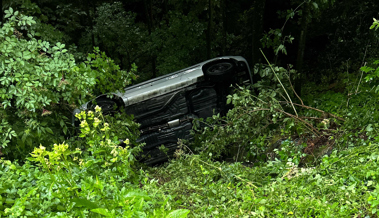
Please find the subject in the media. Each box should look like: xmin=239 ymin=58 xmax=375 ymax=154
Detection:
xmin=1 ymin=107 xmax=190 ymax=217
xmin=191 ymin=59 xmax=342 ymax=165
xmin=0 ymin=8 xmax=136 ymax=160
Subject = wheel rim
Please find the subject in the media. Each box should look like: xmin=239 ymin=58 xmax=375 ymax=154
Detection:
xmin=207 ymin=62 xmax=233 ymax=74
xmin=100 ymin=103 xmax=113 ymax=112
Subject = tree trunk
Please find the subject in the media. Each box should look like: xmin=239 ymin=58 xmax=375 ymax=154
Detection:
xmin=295 ymin=2 xmax=310 ymax=98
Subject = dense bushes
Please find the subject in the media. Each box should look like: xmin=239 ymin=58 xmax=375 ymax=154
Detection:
xmin=1 ymin=108 xmax=189 ymax=217
xmin=0 ymin=7 xmax=190 ymax=217
xmin=0 ymin=8 xmax=135 ymax=160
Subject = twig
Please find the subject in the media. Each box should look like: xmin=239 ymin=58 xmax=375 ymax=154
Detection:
xmin=194 ymin=157 xmax=227 ymax=178
xmin=231 ymin=108 xmax=271 ymax=125
xmin=278 ymin=91 xmax=289 ymax=103
xmin=355 ymin=62 xmax=366 ymax=94
xmin=181 ymin=141 xmax=195 ymax=155
xmin=286 ymin=65 xmax=304 ymax=105
xmin=278 ymin=109 xmax=321 ymax=136
xmin=234 ymin=175 xmax=259 ymax=189
xmin=361 ymin=43 xmax=369 ymax=67
xmin=279 ymin=101 xmax=345 ymax=122
xmin=244 ymin=106 xmax=320 ymax=135
xmin=346 ymin=59 xmax=350 ymax=90
xmin=236 ymin=145 xmax=242 ymax=163
xmin=281 ymin=1 xmax=306 ymax=32
xmin=348 ymin=44 xmax=369 ymax=106
xmin=260 ymin=49 xmax=298 ymax=117
xmin=298 ymin=116 xmax=326 ymax=120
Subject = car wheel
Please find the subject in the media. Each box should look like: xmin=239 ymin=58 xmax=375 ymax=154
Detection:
xmin=204 ymin=61 xmax=235 ymax=82
xmin=89 ymin=98 xmax=120 ymax=114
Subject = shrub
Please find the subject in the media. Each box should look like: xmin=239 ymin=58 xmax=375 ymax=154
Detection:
xmin=0 ymin=8 xmax=136 ymax=160
xmin=0 ymin=107 xmax=189 ymax=217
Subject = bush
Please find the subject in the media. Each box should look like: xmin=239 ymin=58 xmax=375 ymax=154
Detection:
xmin=0 ymin=8 xmax=135 ymax=160
xmin=0 ymin=108 xmax=189 ymax=217
xmin=191 ymin=63 xmax=330 ymax=163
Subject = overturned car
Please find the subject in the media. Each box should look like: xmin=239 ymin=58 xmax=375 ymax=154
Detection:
xmin=73 ymin=56 xmax=252 ymax=164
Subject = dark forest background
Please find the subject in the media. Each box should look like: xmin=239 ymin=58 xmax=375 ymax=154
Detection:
xmin=3 ymin=0 xmax=378 ymax=89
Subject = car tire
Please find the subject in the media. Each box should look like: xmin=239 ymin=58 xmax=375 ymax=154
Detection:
xmin=89 ymin=98 xmax=120 ymax=114
xmin=204 ymin=61 xmax=235 ymax=82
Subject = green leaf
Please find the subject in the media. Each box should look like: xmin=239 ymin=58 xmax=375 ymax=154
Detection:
xmin=23 ymin=51 xmax=31 ymax=60
xmin=60 ymin=119 xmax=65 ymax=127
xmin=25 ymin=211 xmax=34 ymax=216
xmin=72 ymin=198 xmax=99 ymax=209
xmin=166 ymin=209 xmax=190 ymax=218
xmin=361 ymin=66 xmax=374 ymax=73
xmin=5 ymin=198 xmax=15 ymax=204
xmin=91 ymin=208 xmax=112 ymax=217
xmin=45 ymin=127 xmax=53 ymax=134
xmin=367 ymin=124 xmax=373 ymax=132
xmin=124 ymin=191 xmax=151 ymax=200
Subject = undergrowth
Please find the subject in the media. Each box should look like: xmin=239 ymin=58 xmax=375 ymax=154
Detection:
xmin=0 ymin=107 xmax=189 ymax=217
xmin=146 ymin=142 xmax=379 ymax=217
xmin=144 ymin=45 xmax=379 ymax=217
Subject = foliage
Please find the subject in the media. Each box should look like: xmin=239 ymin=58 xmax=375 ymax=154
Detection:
xmin=92 ymin=2 xmax=148 ymax=69
xmin=146 ymin=141 xmax=379 ymax=217
xmin=192 ymin=85 xmax=292 ymax=161
xmin=261 ymin=28 xmax=294 ymax=56
xmin=361 ymin=60 xmax=379 ymax=93
xmin=371 ymin=18 xmax=379 ymax=30
xmin=362 ymin=18 xmax=379 ymax=93
xmin=80 ymin=47 xmax=137 ymax=96
xmin=192 ymin=63 xmax=311 ymax=162
xmin=260 ymin=0 xmax=331 ymax=57
xmin=0 ymin=8 xmax=136 ymax=160
xmin=0 ymin=8 xmax=78 ymax=114
xmin=306 ymin=0 xmax=378 ymax=80
xmin=0 ymin=108 xmax=189 ymax=217
xmin=252 ymin=63 xmax=298 ymax=94
xmin=153 ymin=11 xmax=206 ymax=76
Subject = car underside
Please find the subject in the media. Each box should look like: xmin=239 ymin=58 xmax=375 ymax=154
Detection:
xmin=73 ymin=56 xmax=252 ymax=165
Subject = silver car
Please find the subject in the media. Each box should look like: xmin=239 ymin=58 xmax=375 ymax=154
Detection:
xmin=73 ymin=56 xmax=252 ymax=164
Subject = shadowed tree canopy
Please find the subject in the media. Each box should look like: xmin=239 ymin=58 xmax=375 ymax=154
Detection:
xmin=0 ymin=0 xmax=378 ymax=88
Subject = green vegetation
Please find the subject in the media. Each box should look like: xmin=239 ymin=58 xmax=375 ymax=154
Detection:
xmin=0 ymin=8 xmax=136 ymax=160
xmin=1 ymin=106 xmax=188 ymax=217
xmin=2 ymin=1 xmax=379 ymax=217
xmin=145 ymin=143 xmax=379 ymax=217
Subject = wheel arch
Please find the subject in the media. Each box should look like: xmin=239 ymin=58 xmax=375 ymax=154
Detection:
xmin=87 ymin=94 xmax=125 ymax=113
